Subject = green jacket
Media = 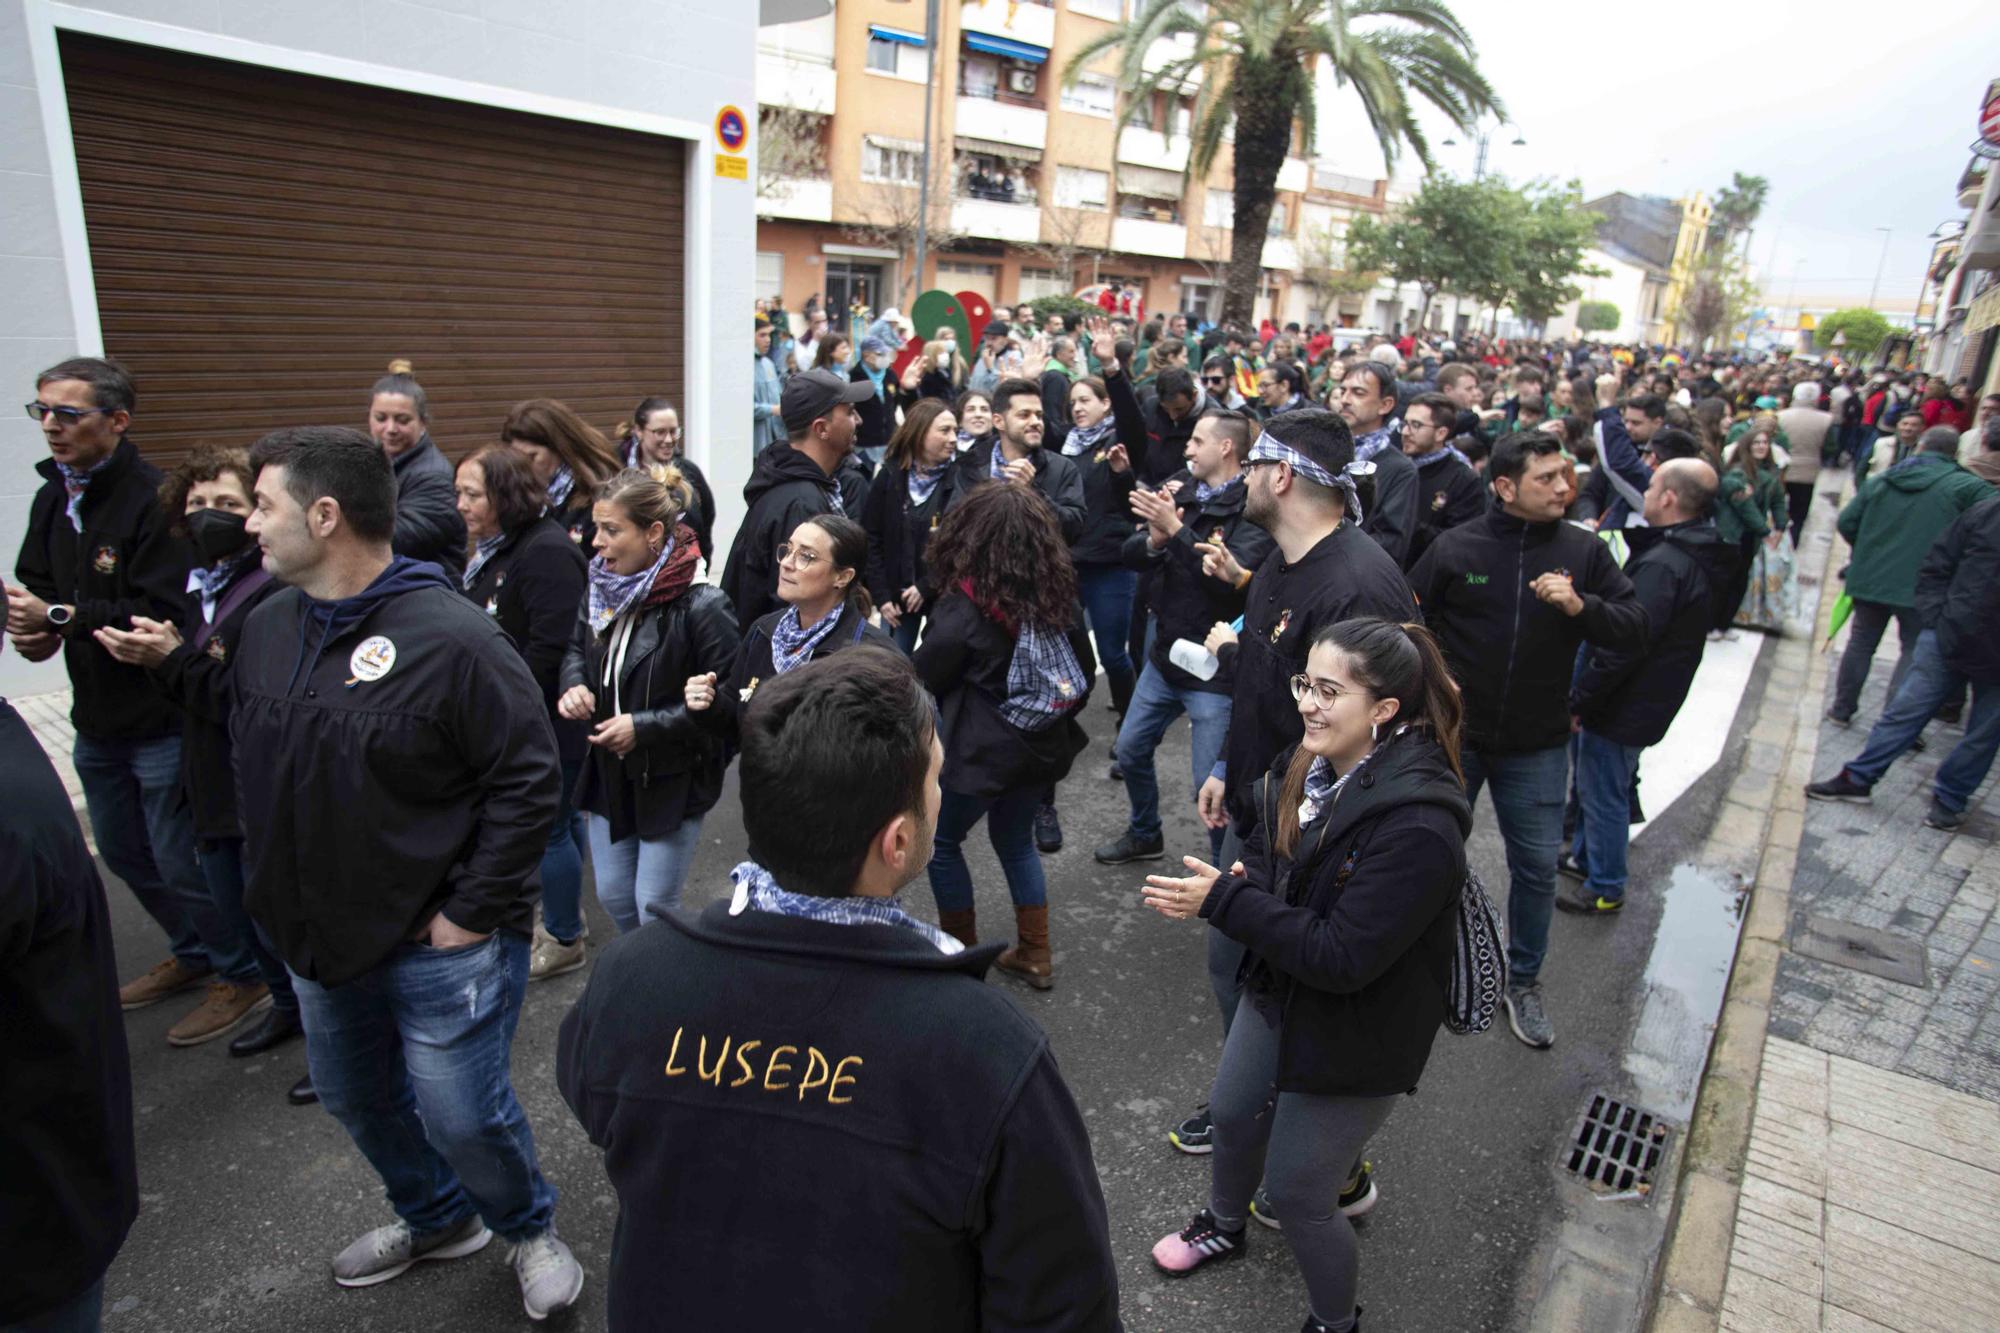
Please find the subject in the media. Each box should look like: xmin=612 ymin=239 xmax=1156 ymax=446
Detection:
xmin=1837 ymin=455 xmax=1997 ymax=607
xmin=1713 ymin=466 xmax=1770 ymax=544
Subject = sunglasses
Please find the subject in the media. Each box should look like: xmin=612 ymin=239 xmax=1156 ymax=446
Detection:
xmin=25 ymin=402 xmax=115 ymax=425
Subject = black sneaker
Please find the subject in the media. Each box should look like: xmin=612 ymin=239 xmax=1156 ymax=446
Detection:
xmin=1823 ymin=709 xmax=1852 ymax=729
xmin=1108 ymin=759 xmax=1124 ymax=781
xmin=1805 ymin=771 xmax=1874 ymax=805
xmin=1250 ymin=1163 xmax=1377 ymax=1231
xmin=1556 ymin=881 xmax=1624 ymax=915
xmin=1301 ymin=1308 xmax=1362 ymax=1333
xmin=1911 ymin=734 xmax=1928 ymax=754
xmin=1556 ymin=852 xmax=1586 ymax=880
xmin=1938 ymin=705 xmax=1963 ymax=727
xmin=1505 ymin=983 xmax=1555 ymax=1049
xmin=1095 ymin=830 xmax=1166 ymax=865
xmin=1151 ymin=1208 xmax=1246 ymax=1276
xmin=1034 ymin=804 xmax=1064 ymax=853
xmin=1925 ymin=800 xmax=1966 ymax=831
xmin=1168 ymin=1105 xmax=1213 ymax=1155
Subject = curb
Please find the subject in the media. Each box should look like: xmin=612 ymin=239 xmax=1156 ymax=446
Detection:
xmin=1646 ymin=479 xmax=1849 ymax=1331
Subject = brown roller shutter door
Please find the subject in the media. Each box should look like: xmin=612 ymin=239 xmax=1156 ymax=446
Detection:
xmin=59 ymin=32 xmax=685 ymax=468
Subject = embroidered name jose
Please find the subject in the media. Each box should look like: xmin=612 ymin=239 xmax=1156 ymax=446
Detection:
xmin=663 ymin=1025 xmax=862 ymax=1105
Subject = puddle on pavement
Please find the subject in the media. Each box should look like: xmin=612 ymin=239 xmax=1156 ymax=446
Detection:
xmin=1623 ymin=863 xmax=1748 ymax=1124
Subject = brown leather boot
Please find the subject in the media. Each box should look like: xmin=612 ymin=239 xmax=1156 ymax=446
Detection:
xmin=995 ymin=905 xmax=1053 ymax=990
xmin=938 ymin=909 xmax=978 ymax=949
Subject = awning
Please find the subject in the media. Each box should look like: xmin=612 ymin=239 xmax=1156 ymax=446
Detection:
xmin=1117 ymin=164 xmax=1184 ymax=199
xmin=864 ymin=133 xmax=926 ymax=155
xmin=964 ymin=33 xmax=1048 ymax=63
xmin=867 ymin=24 xmax=926 ymax=45
xmin=956 ymin=135 xmax=1042 ymax=164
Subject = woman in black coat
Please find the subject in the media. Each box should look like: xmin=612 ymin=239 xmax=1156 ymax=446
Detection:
xmin=915 ymin=482 xmax=1096 ymax=989
xmin=863 ymin=399 xmax=962 ymax=653
xmin=557 ymin=467 xmax=739 ymax=935
xmin=1141 ymin=618 xmax=1471 ymax=1333
xmin=454 ymin=446 xmax=591 ymax=979
xmin=503 ymin=397 xmax=625 ymax=553
xmin=1060 ymin=319 xmax=1148 ymax=722
xmin=685 ymin=514 xmax=892 ymax=741
xmin=93 ymin=447 xmax=300 ymax=1082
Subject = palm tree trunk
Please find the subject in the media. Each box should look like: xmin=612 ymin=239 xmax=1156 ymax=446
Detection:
xmin=1221 ymin=55 xmax=1294 ymax=327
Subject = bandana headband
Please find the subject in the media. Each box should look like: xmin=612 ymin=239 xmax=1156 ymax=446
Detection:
xmin=1246 ymin=430 xmax=1373 ymax=524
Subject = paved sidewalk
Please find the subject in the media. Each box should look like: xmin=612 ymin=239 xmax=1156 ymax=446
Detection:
xmin=10 ymin=686 xmax=82 ymax=814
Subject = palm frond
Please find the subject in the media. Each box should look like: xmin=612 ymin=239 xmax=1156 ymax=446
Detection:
xmin=1343 ymin=0 xmax=1476 ymax=49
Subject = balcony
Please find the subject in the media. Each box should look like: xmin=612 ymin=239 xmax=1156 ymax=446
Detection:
xmin=756 ymin=48 xmax=836 ymax=114
xmin=954 ymin=94 xmax=1047 ymax=150
xmin=1117 ymin=126 xmax=1190 ymax=173
xmin=1276 ymin=156 xmax=1309 ymax=194
xmin=1262 ymin=236 xmax=1299 ymax=272
xmin=1112 ymin=216 xmax=1187 ymax=259
xmin=952 ymin=194 xmax=1043 ymax=243
xmin=758 ymin=176 xmax=833 ymax=222
xmin=960 ymin=0 xmax=1055 ymax=50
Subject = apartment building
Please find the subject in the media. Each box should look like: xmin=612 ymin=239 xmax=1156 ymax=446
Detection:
xmin=754 ymin=0 xmax=1391 ymax=329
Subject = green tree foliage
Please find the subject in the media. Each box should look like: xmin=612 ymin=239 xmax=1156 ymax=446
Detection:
xmin=1064 ymin=0 xmax=1500 ymax=326
xmin=1506 ymin=183 xmax=1604 ymax=327
xmin=1577 ymin=300 xmax=1620 ymax=333
xmin=1812 ymin=308 xmax=1893 ymax=359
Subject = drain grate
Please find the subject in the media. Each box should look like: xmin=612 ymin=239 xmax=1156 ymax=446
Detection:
xmin=1563 ymin=1093 xmax=1669 ymax=1196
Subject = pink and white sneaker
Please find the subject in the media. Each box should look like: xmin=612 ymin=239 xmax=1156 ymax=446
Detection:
xmin=1151 ymin=1208 xmax=1247 ymax=1277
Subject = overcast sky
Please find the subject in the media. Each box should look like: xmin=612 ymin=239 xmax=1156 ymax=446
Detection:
xmin=1311 ymin=0 xmax=2000 ymax=316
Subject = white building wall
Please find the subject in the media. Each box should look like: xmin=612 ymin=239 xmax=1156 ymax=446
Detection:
xmin=1 ymin=0 xmax=757 ymax=697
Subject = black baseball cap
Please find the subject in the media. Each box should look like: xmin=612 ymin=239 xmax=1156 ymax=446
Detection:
xmin=781 ymin=368 xmax=875 ymax=435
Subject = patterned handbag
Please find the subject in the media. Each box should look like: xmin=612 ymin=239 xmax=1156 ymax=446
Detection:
xmin=1445 ymin=866 xmax=1505 ymax=1035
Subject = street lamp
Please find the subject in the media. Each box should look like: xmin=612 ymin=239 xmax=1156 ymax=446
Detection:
xmin=1866 ymin=225 xmax=1893 ymax=312
xmin=1440 ymin=121 xmax=1524 ymax=181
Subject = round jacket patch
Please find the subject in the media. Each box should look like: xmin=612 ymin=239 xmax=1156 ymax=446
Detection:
xmin=349 ymin=635 xmax=396 ymax=682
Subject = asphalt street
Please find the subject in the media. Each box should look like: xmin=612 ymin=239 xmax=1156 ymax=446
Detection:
xmin=89 ymin=658 xmax=1761 ymax=1333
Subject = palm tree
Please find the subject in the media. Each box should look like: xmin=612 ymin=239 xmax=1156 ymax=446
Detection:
xmin=1064 ymin=0 xmax=1499 ymax=326
xmin=1707 ymin=171 xmax=1769 ymax=252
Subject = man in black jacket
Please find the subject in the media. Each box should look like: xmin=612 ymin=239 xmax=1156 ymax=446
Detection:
xmin=1098 ymin=409 xmax=1271 ymax=868
xmin=1139 ymin=366 xmax=1205 ymax=485
xmin=0 ymin=691 xmax=137 ymax=1333
xmin=11 ymin=356 xmax=268 ymax=1040
xmin=1407 ymin=431 xmax=1648 ymax=1049
xmin=1809 ymin=494 xmax=2000 ymax=831
xmin=721 ymin=367 xmax=875 ymax=631
xmin=1334 ymin=362 xmax=1420 ymax=567
xmin=232 ymin=427 xmax=583 ymax=1317
xmin=557 ymin=650 xmax=1123 ymax=1333
xmin=365 ymin=368 xmax=467 ymax=576
xmin=950 ymin=376 xmax=1088 ymax=545
xmin=1401 ymin=391 xmax=1488 ymax=568
xmin=1564 ymin=459 xmax=1726 ymax=915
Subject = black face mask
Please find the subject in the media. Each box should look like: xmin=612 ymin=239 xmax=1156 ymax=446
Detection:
xmin=185 ymin=507 xmax=251 ymax=563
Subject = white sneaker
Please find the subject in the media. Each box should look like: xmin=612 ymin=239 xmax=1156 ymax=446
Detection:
xmin=512 ymin=1230 xmax=584 ymax=1321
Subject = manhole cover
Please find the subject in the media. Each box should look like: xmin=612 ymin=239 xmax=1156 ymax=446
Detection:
xmin=1790 ymin=913 xmax=1929 ymax=988
xmin=1562 ymin=1092 xmax=1669 ymax=1197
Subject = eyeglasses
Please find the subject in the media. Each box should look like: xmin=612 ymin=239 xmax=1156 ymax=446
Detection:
xmin=641 ymin=427 xmax=680 ymax=441
xmin=25 ymin=402 xmax=114 ymax=425
xmin=775 ymin=542 xmax=822 ymax=568
xmin=1289 ymin=673 xmax=1368 ymax=710
xmin=1203 ymin=376 xmax=1228 ymax=386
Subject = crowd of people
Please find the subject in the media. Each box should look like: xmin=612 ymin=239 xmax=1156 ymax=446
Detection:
xmin=7 ymin=311 xmax=1998 ymax=1331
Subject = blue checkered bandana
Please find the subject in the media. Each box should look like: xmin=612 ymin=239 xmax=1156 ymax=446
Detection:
xmin=1246 ymin=431 xmax=1370 ymax=524
xmin=999 ymin=620 xmax=1088 ymax=732
xmin=727 ymin=861 xmax=964 ymax=955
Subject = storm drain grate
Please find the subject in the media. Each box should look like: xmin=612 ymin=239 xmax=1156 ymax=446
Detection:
xmin=1563 ymin=1093 xmax=1669 ymax=1196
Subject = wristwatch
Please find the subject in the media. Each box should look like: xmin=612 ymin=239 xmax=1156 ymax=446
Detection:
xmin=45 ymin=603 xmax=74 ymax=635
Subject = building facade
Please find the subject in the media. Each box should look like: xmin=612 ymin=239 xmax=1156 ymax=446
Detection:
xmin=753 ymin=0 xmax=1391 ymax=330
xmin=3 ymin=0 xmax=763 ymax=697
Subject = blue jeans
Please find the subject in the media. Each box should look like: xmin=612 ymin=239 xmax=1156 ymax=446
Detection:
xmin=196 ymin=838 xmax=295 ymax=1012
xmin=1831 ymin=598 xmax=1920 ymax=722
xmin=587 ymin=813 xmax=705 ymax=934
xmin=1116 ymin=661 xmax=1231 ymax=859
xmin=926 ymin=786 xmax=1047 ymax=913
xmin=1462 ymin=745 xmax=1570 ymax=987
xmin=290 ymin=933 xmax=556 ymax=1243
xmin=72 ymin=732 xmax=257 ymax=982
xmin=1570 ymin=731 xmax=1645 ymax=903
xmin=2 ymin=1278 xmax=103 ymax=1333
xmin=1847 ymin=630 xmax=2000 ymax=815
xmin=1078 ymin=564 xmax=1137 ymax=711
xmin=539 ymin=754 xmax=586 ymax=944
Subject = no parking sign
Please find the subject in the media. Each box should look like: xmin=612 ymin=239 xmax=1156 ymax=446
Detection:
xmin=715 ymin=104 xmax=749 ymax=179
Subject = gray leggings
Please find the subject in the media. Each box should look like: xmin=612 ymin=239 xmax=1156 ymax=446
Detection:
xmin=1207 ymin=1000 xmax=1399 ymax=1328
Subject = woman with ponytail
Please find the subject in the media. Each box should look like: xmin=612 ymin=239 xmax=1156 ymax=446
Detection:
xmin=557 ymin=468 xmax=739 ymax=934
xmin=684 ymin=514 xmax=891 ymax=743
xmin=1141 ymin=617 xmax=1471 ymax=1333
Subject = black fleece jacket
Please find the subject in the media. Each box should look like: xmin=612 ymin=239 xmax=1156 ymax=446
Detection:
xmin=946 ymin=440 xmax=1087 ymax=544
xmin=1572 ymin=520 xmax=1732 ymax=747
xmin=721 ymin=444 xmax=843 ymax=632
xmin=151 ymin=563 xmax=281 ymax=841
xmin=233 ymin=558 xmax=559 ymax=987
xmin=1062 ymin=366 xmax=1146 ymax=567
xmin=1918 ymin=496 xmax=2000 ymax=686
xmin=1407 ymin=504 xmax=1648 ymax=754
xmin=389 ymin=437 xmax=467 ymax=577
xmin=863 ymin=460 xmax=962 ymax=612
xmin=1201 ymin=731 xmax=1470 ymax=1096
xmin=1121 ymin=472 xmax=1273 ymax=695
xmin=15 ymin=437 xmax=187 ymax=740
xmin=693 ymin=601 xmax=894 ymax=748
xmin=556 ymin=901 xmax=1123 ymax=1333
